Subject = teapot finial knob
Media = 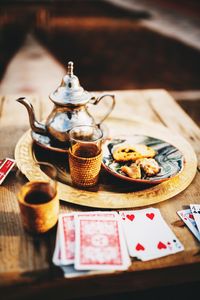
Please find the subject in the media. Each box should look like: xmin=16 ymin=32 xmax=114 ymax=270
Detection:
xmin=67 ymin=61 xmax=74 ymax=77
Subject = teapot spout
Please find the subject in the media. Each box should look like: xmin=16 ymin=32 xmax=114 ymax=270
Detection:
xmin=16 ymin=97 xmax=47 ymax=135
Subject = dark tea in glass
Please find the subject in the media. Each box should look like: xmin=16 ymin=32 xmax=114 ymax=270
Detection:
xmin=17 ymin=162 xmax=59 ymax=234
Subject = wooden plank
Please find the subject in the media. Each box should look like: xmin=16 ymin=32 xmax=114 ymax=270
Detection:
xmin=0 ymin=96 xmax=5 ymax=117
xmin=0 ymin=95 xmax=52 ymax=277
xmin=1 ymin=261 xmax=200 ymax=300
xmin=113 ymin=90 xmax=163 ymax=123
xmin=0 ymin=95 xmax=41 ymax=126
xmin=0 ymin=95 xmax=41 ymax=158
xmin=142 ymin=89 xmax=200 ymax=158
xmin=83 ymin=90 xmax=163 ymax=125
xmin=177 ymin=99 xmax=200 ymax=128
xmin=170 ymin=90 xmax=200 ymax=101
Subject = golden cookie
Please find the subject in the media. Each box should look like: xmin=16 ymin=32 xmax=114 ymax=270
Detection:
xmin=113 ymin=145 xmax=140 ymax=162
xmin=113 ymin=144 xmax=156 ymax=162
xmin=132 ymin=144 xmax=156 ymax=158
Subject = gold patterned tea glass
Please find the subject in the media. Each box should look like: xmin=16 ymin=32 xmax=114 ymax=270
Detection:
xmin=68 ymin=125 xmax=103 ymax=187
xmin=17 ymin=162 xmax=59 ymax=234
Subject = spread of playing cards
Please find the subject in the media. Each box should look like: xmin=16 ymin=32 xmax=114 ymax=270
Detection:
xmin=53 ymin=208 xmax=184 ymax=277
xmin=177 ymin=205 xmax=200 ymax=241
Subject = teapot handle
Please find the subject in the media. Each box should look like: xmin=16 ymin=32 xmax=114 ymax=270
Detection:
xmin=90 ymin=94 xmax=115 ymax=125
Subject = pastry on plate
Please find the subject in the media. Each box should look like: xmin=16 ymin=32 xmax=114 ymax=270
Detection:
xmin=121 ymin=163 xmax=141 ymax=179
xmin=136 ymin=158 xmax=160 ymax=176
xmin=113 ymin=144 xmax=156 ymax=162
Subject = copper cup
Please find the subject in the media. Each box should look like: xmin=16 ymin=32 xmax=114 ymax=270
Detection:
xmin=17 ymin=162 xmax=59 ymax=234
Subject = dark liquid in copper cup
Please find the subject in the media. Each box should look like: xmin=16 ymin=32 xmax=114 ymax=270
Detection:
xmin=24 ymin=182 xmax=55 ymax=205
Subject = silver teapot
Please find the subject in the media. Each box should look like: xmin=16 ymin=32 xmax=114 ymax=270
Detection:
xmin=17 ymin=61 xmax=115 ymax=144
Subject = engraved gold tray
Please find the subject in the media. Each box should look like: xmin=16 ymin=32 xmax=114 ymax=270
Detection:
xmin=14 ymin=117 xmax=197 ymax=209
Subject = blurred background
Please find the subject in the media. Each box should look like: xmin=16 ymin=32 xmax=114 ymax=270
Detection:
xmin=0 ymin=0 xmax=200 ymax=124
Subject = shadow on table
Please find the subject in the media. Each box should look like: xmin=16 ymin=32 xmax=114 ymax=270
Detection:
xmin=79 ymin=281 xmax=200 ymax=300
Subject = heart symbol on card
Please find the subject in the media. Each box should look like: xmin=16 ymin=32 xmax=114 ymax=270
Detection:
xmin=146 ymin=213 xmax=155 ymax=220
xmin=126 ymin=214 xmax=135 ymax=221
xmin=157 ymin=241 xmax=167 ymax=250
xmin=136 ymin=243 xmax=145 ymax=251
xmin=189 ymin=214 xmax=194 ymax=220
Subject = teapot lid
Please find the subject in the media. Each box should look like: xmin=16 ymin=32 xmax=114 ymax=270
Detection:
xmin=50 ymin=61 xmax=91 ymax=106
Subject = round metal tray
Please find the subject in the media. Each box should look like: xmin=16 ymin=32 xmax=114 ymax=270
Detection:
xmin=15 ymin=117 xmax=197 ymax=209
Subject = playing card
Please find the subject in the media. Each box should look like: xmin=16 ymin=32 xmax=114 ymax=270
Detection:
xmin=74 ymin=216 xmax=130 ymax=270
xmin=61 ymin=265 xmax=89 ymax=278
xmin=119 ymin=208 xmax=184 ymax=261
xmin=52 ymin=223 xmax=62 ymax=266
xmin=59 ymin=213 xmax=75 ymax=265
xmin=177 ymin=209 xmax=200 ymax=241
xmin=61 ymin=266 xmax=115 ymax=278
xmin=75 ymin=211 xmax=119 ymax=219
xmin=190 ymin=204 xmax=200 ymax=234
xmin=0 ymin=158 xmax=15 ymax=185
xmin=58 ymin=211 xmax=119 ymax=265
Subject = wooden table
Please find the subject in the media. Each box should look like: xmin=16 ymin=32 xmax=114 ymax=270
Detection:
xmin=0 ymin=90 xmax=200 ymax=300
